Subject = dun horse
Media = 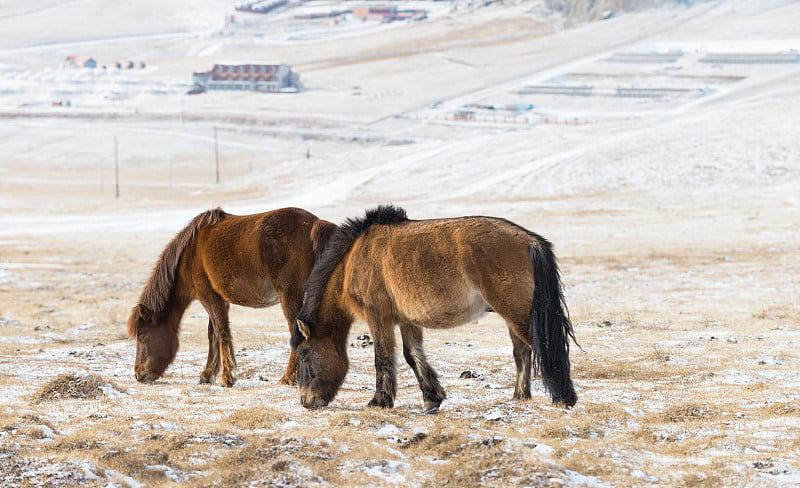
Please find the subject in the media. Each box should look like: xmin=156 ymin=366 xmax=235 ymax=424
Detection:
xmin=127 ymin=207 xmax=335 ymax=387
xmin=292 ymin=205 xmax=577 ymax=413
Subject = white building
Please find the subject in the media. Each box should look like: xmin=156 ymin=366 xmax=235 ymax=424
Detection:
xmin=192 ymin=63 xmax=301 ymax=93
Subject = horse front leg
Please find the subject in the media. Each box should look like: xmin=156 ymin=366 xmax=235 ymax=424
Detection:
xmin=278 ymin=293 xmax=302 ymax=385
xmin=280 ymin=337 xmax=300 ymax=386
xmin=199 ymin=319 xmax=221 ymax=384
xmin=201 ymin=295 xmax=237 ymax=387
xmin=400 ymin=324 xmax=446 ymax=414
xmin=367 ymin=318 xmax=397 ymax=409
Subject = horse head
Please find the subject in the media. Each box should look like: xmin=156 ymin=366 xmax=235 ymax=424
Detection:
xmin=293 ymin=318 xmax=349 ymax=409
xmin=127 ymin=304 xmax=179 ymax=383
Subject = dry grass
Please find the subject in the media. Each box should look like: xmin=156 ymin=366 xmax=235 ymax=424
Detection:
xmin=204 ymin=435 xmax=342 ymax=486
xmin=223 ymin=406 xmax=289 ymax=429
xmin=659 ymin=403 xmax=721 ymax=423
xmin=4 ymin=236 xmax=799 ymax=487
xmin=423 ymin=443 xmax=557 ymax=488
xmin=30 ymin=372 xmax=124 ymax=404
xmin=765 ymin=402 xmax=800 ymax=417
xmin=576 ymin=353 xmax=702 ymax=382
xmin=328 ymin=407 xmax=413 ymax=430
xmin=752 ymin=305 xmax=800 ymax=322
xmin=3 ymin=225 xmax=799 ymax=488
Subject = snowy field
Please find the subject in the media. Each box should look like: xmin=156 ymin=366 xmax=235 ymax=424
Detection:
xmin=1 ymin=0 xmax=799 ymax=486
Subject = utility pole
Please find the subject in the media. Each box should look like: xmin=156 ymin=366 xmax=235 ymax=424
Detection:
xmin=114 ymin=135 xmax=120 ymax=199
xmin=214 ymin=126 xmax=220 ymax=184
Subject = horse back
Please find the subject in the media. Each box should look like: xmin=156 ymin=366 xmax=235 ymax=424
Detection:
xmin=342 ymin=217 xmax=536 ymax=328
xmin=188 ymin=207 xmax=325 ymax=307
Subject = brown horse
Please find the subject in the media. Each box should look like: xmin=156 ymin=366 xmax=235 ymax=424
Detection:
xmin=127 ymin=207 xmax=335 ymax=387
xmin=292 ymin=205 xmax=577 ymax=413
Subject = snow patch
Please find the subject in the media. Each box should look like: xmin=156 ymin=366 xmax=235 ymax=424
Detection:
xmin=376 ymin=422 xmax=402 ymax=436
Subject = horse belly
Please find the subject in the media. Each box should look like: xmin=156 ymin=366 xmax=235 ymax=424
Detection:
xmin=250 ymin=285 xmax=280 ymax=308
xmin=220 ymin=277 xmax=280 ymax=309
xmin=398 ymin=286 xmax=488 ymax=329
xmin=199 ymin=220 xmax=287 ymax=309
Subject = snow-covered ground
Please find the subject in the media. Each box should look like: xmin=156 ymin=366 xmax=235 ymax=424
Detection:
xmin=1 ymin=0 xmax=799 ymax=486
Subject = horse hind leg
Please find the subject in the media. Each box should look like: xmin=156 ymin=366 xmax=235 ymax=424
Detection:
xmin=508 ymin=329 xmax=533 ymax=400
xmin=400 ymin=324 xmax=446 ymax=414
xmin=199 ymin=319 xmax=221 ymax=384
xmin=481 ymin=280 xmax=535 ymax=400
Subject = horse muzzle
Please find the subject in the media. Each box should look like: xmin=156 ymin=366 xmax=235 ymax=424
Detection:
xmin=135 ymin=370 xmax=161 ymax=383
xmin=300 ymin=391 xmax=330 ymax=409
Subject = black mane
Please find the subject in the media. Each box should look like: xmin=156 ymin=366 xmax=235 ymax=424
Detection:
xmin=293 ymin=205 xmax=408 ymax=344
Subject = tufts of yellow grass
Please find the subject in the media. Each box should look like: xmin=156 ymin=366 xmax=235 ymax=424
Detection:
xmin=30 ymin=372 xmax=126 ymax=404
xmin=223 ymin=406 xmax=289 ymax=429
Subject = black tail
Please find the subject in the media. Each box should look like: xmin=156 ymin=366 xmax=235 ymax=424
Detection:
xmin=529 ymin=237 xmax=577 ymax=407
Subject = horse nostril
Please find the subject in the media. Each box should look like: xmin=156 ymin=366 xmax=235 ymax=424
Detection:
xmin=309 ymin=395 xmax=328 ymax=409
xmin=136 ymin=371 xmax=158 ymax=383
xmin=301 ymin=393 xmax=319 ymax=410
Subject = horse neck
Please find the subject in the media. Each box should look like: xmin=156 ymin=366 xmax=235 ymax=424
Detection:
xmin=319 ymin=316 xmax=353 ymax=356
xmin=318 ymin=274 xmax=356 ymax=349
xmin=158 ymin=290 xmax=193 ymax=334
xmin=139 ymin=207 xmax=224 ymax=329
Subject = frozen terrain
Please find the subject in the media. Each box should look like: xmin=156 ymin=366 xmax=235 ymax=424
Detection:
xmin=1 ymin=0 xmax=799 ymax=486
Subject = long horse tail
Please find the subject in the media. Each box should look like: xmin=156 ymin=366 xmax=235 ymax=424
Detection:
xmin=127 ymin=207 xmax=229 ymax=338
xmin=529 ymin=236 xmax=577 ymax=407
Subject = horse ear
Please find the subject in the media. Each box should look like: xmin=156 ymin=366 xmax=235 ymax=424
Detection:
xmin=136 ymin=304 xmax=152 ymax=323
xmin=297 ymin=319 xmax=311 ymax=340
xmin=127 ymin=304 xmax=150 ymax=338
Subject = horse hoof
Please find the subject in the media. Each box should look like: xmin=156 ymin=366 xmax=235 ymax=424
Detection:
xmin=278 ymin=375 xmax=297 ymax=386
xmin=199 ymin=378 xmax=212 ymax=385
xmin=422 ymin=403 xmax=440 ymax=415
xmin=367 ymin=397 xmax=394 ymax=409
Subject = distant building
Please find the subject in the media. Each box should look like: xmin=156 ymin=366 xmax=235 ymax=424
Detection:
xmin=191 ymin=63 xmax=301 ymax=93
xmin=235 ymin=0 xmax=288 ymax=14
xmin=352 ymin=5 xmax=426 ymax=22
xmin=699 ymin=52 xmax=800 ymax=64
xmin=65 ymin=56 xmax=97 ymax=68
xmin=352 ymin=5 xmax=395 ymax=20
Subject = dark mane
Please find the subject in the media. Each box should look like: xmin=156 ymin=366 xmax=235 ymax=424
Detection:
xmin=296 ymin=205 xmax=408 ymax=333
xmin=129 ymin=208 xmax=229 ymax=335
